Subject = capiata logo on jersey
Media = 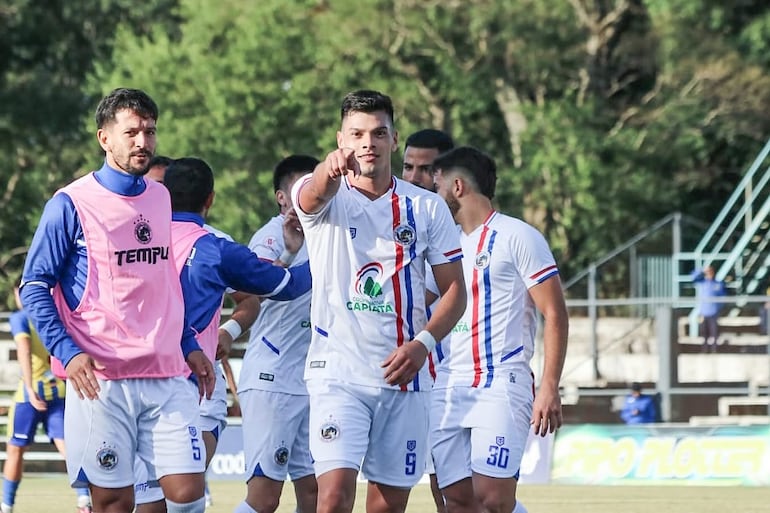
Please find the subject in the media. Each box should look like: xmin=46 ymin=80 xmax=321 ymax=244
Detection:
xmin=134 ymin=214 xmax=152 ymax=244
xmin=96 ymin=444 xmax=119 ymax=471
xmin=348 ymin=263 xmax=394 ymax=313
xmin=451 ymin=321 xmax=471 ymax=333
xmin=274 ymin=442 xmax=289 ymax=465
xmin=475 ymin=250 xmax=491 ymax=269
xmin=394 ymin=224 xmax=416 ymax=247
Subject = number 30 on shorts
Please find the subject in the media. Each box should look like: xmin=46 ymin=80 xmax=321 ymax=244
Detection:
xmin=486 ymin=445 xmax=510 ymax=469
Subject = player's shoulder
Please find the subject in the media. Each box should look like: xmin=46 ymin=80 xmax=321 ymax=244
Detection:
xmin=9 ymin=310 xmax=30 ymax=335
xmin=9 ymin=310 xmax=26 ymax=325
xmin=392 ymin=178 xmax=447 ymax=216
xmin=204 ymin=224 xmax=234 ymax=242
xmin=490 ymin=212 xmax=542 ymax=236
xmin=394 ymin=177 xmax=437 ymax=198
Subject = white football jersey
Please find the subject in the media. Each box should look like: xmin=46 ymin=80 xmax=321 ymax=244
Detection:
xmin=433 ymin=211 xmax=558 ymax=389
xmin=238 ymin=214 xmax=312 ymax=396
xmin=292 ymin=175 xmax=462 ymax=391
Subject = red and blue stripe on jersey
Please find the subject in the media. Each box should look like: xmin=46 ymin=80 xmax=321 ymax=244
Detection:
xmin=471 ymin=210 xmax=498 ymax=388
xmin=390 ymin=179 xmax=421 ymax=391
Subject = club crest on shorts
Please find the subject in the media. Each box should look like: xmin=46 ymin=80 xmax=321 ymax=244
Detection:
xmin=96 ymin=444 xmax=118 ymax=471
xmin=188 ymin=426 xmax=198 ymax=437
xmin=394 ymin=224 xmax=416 ymax=247
xmin=496 ymin=436 xmax=505 ymax=446
xmin=274 ymin=443 xmax=289 ymax=465
xmin=475 ymin=251 xmax=491 ymax=269
xmin=319 ymin=419 xmax=340 ymax=442
xmin=406 ymin=440 xmax=416 ymax=452
xmin=133 ymin=214 xmax=152 ymax=244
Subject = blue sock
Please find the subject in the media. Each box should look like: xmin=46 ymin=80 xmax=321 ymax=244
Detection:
xmin=75 ymin=487 xmax=90 ymax=498
xmin=2 ymin=478 xmax=20 ymax=506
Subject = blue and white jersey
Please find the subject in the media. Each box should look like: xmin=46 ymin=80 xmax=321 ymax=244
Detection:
xmin=292 ymin=175 xmax=462 ymax=391
xmin=433 ymin=211 xmax=559 ymax=389
xmin=239 ymin=214 xmax=312 ymax=396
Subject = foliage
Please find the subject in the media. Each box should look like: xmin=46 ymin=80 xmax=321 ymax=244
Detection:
xmin=2 ymin=0 xmax=770 ymax=305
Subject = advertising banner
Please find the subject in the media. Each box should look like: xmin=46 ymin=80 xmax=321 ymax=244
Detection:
xmin=552 ymin=424 xmax=770 ymax=485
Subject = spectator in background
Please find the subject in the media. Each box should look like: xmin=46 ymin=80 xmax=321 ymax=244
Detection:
xmin=3 ymin=279 xmax=92 ymax=513
xmin=620 ymin=383 xmax=658 ymax=424
xmin=692 ymin=265 xmax=726 ymax=352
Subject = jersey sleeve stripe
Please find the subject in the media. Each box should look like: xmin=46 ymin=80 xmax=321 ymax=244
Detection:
xmin=530 ymin=264 xmax=558 ymax=281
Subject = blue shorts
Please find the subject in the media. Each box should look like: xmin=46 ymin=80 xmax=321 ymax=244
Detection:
xmin=7 ymin=398 xmax=65 ymax=446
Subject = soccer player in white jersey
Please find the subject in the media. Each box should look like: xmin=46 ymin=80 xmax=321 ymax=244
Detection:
xmin=402 ymin=128 xmax=455 ymax=513
xmin=429 ymin=147 xmax=569 ymax=513
xmin=292 ymin=89 xmax=467 ymax=513
xmin=233 ymin=155 xmax=320 ymax=513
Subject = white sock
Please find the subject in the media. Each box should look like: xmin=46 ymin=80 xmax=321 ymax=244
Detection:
xmin=165 ymin=496 xmax=206 ymax=513
xmin=233 ymin=502 xmax=259 ymax=513
xmin=512 ymin=500 xmax=528 ymax=513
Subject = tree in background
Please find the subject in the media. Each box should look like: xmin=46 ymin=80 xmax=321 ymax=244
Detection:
xmin=2 ymin=0 xmax=770 ymax=305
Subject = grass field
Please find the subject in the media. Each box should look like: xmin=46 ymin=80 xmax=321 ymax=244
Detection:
xmin=9 ymin=475 xmax=770 ymax=512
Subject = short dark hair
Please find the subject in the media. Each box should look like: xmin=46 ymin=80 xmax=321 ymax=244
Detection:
xmin=340 ymin=89 xmax=394 ymax=126
xmin=147 ymin=155 xmax=174 ymax=170
xmin=404 ymin=129 xmax=454 ymax=154
xmin=433 ymin=146 xmax=497 ymax=200
xmin=163 ymin=157 xmax=214 ymax=213
xmin=95 ymin=88 xmax=158 ymax=129
xmin=273 ymin=155 xmax=320 ymax=192
xmin=631 ymin=382 xmax=643 ymax=392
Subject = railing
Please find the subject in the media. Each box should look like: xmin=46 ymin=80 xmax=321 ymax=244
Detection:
xmin=557 ymin=294 xmax=770 ymax=421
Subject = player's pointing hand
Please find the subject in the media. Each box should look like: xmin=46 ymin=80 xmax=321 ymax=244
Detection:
xmin=325 ymin=147 xmax=360 ymax=179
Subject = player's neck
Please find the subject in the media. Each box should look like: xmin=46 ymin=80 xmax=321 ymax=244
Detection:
xmin=457 ymin=197 xmax=494 ymax=234
xmin=350 ymin=172 xmax=393 ymax=200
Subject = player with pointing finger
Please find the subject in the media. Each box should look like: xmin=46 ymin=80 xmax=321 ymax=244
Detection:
xmin=291 ymin=89 xmax=467 ymax=513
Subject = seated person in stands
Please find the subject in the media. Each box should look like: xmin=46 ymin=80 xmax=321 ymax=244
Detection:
xmin=620 ymin=382 xmax=658 ymax=424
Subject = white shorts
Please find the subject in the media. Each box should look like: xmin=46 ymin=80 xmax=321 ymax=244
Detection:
xmin=307 ymin=379 xmax=429 ymax=488
xmin=430 ymin=370 xmax=533 ymax=489
xmin=65 ymin=377 xmax=205 ymax=489
xmin=134 ymin=457 xmax=164 ymax=505
xmin=135 ymin=371 xmax=224 ymax=506
xmin=199 ymin=362 xmax=228 ymax=436
xmin=239 ymin=389 xmax=313 ymax=481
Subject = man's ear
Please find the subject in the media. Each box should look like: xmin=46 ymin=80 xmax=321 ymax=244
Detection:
xmin=275 ymin=189 xmax=288 ymax=209
xmin=454 ymin=176 xmax=467 ymax=197
xmin=205 ymin=190 xmax=215 ymax=210
xmin=96 ymin=128 xmax=109 ymax=152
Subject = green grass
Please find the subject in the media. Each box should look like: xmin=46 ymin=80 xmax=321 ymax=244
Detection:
xmin=9 ymin=475 xmax=770 ymax=512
